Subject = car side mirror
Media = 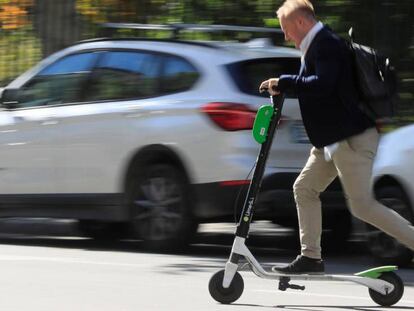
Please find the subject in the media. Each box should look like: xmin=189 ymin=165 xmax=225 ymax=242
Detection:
xmin=0 ymin=88 xmax=20 ymax=109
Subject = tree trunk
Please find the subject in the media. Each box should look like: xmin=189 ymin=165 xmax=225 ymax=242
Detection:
xmin=34 ymin=0 xmax=81 ymax=57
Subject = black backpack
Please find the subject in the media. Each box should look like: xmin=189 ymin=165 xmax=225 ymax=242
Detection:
xmin=345 ymin=28 xmax=398 ymax=120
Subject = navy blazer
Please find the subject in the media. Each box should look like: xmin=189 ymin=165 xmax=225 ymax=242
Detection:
xmin=277 ymin=26 xmax=374 ymax=148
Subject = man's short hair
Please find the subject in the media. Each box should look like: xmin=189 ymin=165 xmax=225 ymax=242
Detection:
xmin=276 ymin=0 xmax=316 ymax=20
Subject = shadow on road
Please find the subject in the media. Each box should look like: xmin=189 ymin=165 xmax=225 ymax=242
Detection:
xmin=0 ymin=218 xmax=412 ymax=285
xmin=0 ymin=219 xmax=364 ymax=258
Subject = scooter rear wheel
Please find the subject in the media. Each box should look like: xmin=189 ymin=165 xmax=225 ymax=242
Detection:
xmin=369 ymin=272 xmax=404 ymax=306
xmin=209 ymin=269 xmax=244 ymax=304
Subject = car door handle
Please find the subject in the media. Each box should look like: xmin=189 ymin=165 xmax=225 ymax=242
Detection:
xmin=124 ymin=112 xmax=145 ymax=118
xmin=13 ymin=116 xmax=25 ymax=122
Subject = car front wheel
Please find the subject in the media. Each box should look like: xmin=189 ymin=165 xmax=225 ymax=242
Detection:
xmin=366 ymin=186 xmax=414 ymax=266
xmin=127 ymin=163 xmax=197 ymax=251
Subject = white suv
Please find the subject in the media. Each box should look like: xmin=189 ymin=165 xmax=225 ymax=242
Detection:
xmin=369 ymin=124 xmax=414 ymax=266
xmin=0 ymin=34 xmax=347 ymax=250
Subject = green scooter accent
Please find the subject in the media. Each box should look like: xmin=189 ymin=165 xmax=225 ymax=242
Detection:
xmin=354 ymin=266 xmax=398 ymax=279
xmin=253 ymin=105 xmax=274 ymax=144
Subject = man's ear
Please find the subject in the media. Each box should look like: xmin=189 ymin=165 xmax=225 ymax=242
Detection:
xmin=295 ymin=16 xmax=306 ymax=30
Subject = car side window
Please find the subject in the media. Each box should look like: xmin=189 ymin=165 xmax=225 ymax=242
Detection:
xmin=85 ymin=51 xmax=161 ymax=101
xmin=18 ymin=52 xmax=98 ymax=108
xmin=160 ymin=56 xmax=199 ymax=94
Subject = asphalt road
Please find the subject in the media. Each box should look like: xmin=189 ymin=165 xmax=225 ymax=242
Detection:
xmin=0 ymin=219 xmax=412 ymax=311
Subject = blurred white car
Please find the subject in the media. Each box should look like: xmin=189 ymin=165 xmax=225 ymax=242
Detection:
xmin=370 ymin=124 xmax=414 ymax=265
xmin=0 ymin=25 xmax=348 ymax=250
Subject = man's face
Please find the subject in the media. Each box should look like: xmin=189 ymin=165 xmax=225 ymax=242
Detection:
xmin=280 ymin=15 xmax=305 ymax=49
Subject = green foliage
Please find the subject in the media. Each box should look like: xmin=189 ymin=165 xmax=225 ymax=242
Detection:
xmin=0 ymin=30 xmax=41 ymax=85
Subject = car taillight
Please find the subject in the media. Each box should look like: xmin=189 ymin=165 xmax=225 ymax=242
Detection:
xmin=219 ymin=180 xmax=251 ymax=187
xmin=201 ymin=102 xmax=256 ymax=131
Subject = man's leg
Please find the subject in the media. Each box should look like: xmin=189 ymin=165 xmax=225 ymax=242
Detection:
xmin=272 ymin=147 xmax=337 ymax=274
xmin=294 ymin=147 xmax=338 ymax=260
xmin=333 ymin=128 xmax=414 ymax=251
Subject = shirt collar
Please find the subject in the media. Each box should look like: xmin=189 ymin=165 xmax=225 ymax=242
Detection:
xmin=299 ymin=21 xmax=324 ymax=56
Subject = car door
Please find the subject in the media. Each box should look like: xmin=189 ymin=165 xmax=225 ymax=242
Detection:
xmin=52 ymin=50 xmax=162 ymax=195
xmin=0 ymin=52 xmax=99 ymax=199
xmin=0 ymin=104 xmax=60 ymax=196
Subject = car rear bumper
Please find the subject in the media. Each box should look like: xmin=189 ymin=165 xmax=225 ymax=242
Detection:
xmin=193 ymin=172 xmax=348 ymax=225
xmin=192 ymin=181 xmax=249 ymax=221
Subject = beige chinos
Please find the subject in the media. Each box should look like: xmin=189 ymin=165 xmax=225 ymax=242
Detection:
xmin=295 ymin=127 xmax=414 ymax=259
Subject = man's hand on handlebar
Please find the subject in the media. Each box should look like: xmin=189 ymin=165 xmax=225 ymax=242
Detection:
xmin=259 ymin=78 xmax=280 ymax=96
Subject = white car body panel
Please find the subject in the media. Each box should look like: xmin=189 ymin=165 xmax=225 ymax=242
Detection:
xmin=373 ymin=124 xmax=414 ymax=206
xmin=0 ymin=107 xmax=58 ymax=193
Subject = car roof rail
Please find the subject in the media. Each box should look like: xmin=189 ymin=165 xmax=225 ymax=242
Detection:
xmin=99 ymin=22 xmax=283 ymax=40
xmin=77 ymin=37 xmax=222 ymax=49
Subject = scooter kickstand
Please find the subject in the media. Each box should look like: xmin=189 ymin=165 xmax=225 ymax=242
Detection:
xmin=278 ymin=276 xmax=306 ymax=291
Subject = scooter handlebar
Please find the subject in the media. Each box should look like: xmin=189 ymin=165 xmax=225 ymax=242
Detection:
xmin=258 ymin=84 xmax=284 ymax=108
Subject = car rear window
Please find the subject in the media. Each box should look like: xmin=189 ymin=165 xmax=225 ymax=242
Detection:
xmin=226 ymin=57 xmax=300 ymax=97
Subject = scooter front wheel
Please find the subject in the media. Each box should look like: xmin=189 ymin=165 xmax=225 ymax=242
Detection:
xmin=369 ymin=272 xmax=404 ymax=306
xmin=209 ymin=269 xmax=244 ymax=304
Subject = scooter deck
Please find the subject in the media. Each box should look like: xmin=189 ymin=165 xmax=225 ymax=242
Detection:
xmin=230 ymin=236 xmax=397 ymax=283
xmin=245 ymin=263 xmax=397 ymax=295
xmin=257 ymin=265 xmax=398 ymax=280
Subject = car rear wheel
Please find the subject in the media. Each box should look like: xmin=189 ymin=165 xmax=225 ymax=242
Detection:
xmin=127 ymin=163 xmax=197 ymax=251
xmin=366 ymin=186 xmax=414 ymax=266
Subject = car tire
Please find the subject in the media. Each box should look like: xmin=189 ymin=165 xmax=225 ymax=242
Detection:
xmin=126 ymin=163 xmax=197 ymax=252
xmin=366 ymin=186 xmax=414 ymax=266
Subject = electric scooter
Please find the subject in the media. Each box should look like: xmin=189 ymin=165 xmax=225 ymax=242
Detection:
xmin=208 ymin=93 xmax=405 ymax=307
